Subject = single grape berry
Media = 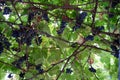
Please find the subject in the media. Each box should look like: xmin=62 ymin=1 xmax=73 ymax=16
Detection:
xmin=3 ymin=40 xmax=11 ymax=49
xmin=42 ymin=12 xmax=49 ymax=22
xmin=79 ymin=12 xmax=87 ymax=20
xmin=113 ymin=39 xmax=119 ymax=46
xmin=89 ymin=66 xmax=96 ymax=73
xmin=28 ymin=12 xmax=34 ymax=23
xmin=38 ymin=68 xmax=44 ymax=74
xmin=19 ymin=72 xmax=25 ymax=78
xmin=12 ymin=61 xmax=21 ymax=68
xmin=12 ymin=30 xmax=20 ymax=38
xmin=35 ymin=64 xmax=42 ymax=70
xmin=72 ymin=25 xmax=80 ymax=31
xmin=35 ymin=64 xmax=44 ymax=74
xmin=110 ymin=45 xmax=117 ymax=51
xmin=112 ymin=49 xmax=119 ymax=58
xmin=57 ymin=28 xmax=64 ymax=34
xmin=57 ymin=20 xmax=67 ymax=34
xmin=97 ymin=26 xmax=104 ymax=31
xmin=0 ymin=43 xmax=4 ymax=54
xmin=18 ymin=55 xmax=27 ymax=63
xmin=108 ymin=13 xmax=114 ymax=18
xmin=60 ymin=21 xmax=67 ymax=29
xmin=85 ymin=35 xmax=94 ymax=41
xmin=35 ymin=36 xmax=42 ymax=45
xmin=3 ymin=7 xmax=12 ymax=15
xmin=8 ymin=73 xmax=13 ymax=78
xmin=66 ymin=68 xmax=73 ymax=74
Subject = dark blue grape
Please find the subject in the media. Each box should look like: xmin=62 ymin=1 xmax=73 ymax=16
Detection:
xmin=35 ymin=36 xmax=42 ymax=45
xmin=28 ymin=12 xmax=34 ymax=23
xmin=25 ymin=37 xmax=32 ymax=46
xmin=36 ymin=64 xmax=42 ymax=70
xmin=110 ymin=45 xmax=117 ymax=51
xmin=42 ymin=12 xmax=49 ymax=22
xmin=72 ymin=25 xmax=80 ymax=31
xmin=3 ymin=7 xmax=12 ymax=15
xmin=3 ymin=38 xmax=11 ymax=49
xmin=108 ymin=13 xmax=114 ymax=18
xmin=35 ymin=64 xmax=44 ymax=74
xmin=8 ymin=73 xmax=13 ymax=78
xmin=66 ymin=68 xmax=73 ymax=74
xmin=98 ymin=26 xmax=104 ymax=31
xmin=78 ymin=12 xmax=87 ymax=20
xmin=57 ymin=28 xmax=64 ymax=34
xmin=111 ymin=49 xmax=119 ymax=58
xmin=18 ymin=55 xmax=27 ymax=63
xmin=12 ymin=30 xmax=21 ymax=38
xmin=19 ymin=72 xmax=25 ymax=78
xmin=4 ymin=41 xmax=11 ymax=49
xmin=60 ymin=21 xmax=67 ymax=29
xmin=0 ymin=33 xmax=11 ymax=52
xmin=113 ymin=39 xmax=119 ymax=45
xmin=13 ymin=61 xmax=21 ymax=68
xmin=72 ymin=12 xmax=87 ymax=31
xmin=57 ymin=20 xmax=67 ymax=34
xmin=0 ymin=43 xmax=4 ymax=54
xmin=89 ymin=66 xmax=96 ymax=73
xmin=85 ymin=35 xmax=94 ymax=41
xmin=38 ymin=68 xmax=44 ymax=74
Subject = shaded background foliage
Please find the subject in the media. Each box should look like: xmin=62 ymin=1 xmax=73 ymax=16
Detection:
xmin=0 ymin=0 xmax=120 ymax=80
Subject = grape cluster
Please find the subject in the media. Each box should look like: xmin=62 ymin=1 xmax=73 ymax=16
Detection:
xmin=12 ymin=25 xmax=37 ymax=46
xmin=35 ymin=64 xmax=44 ymax=74
xmin=3 ymin=7 xmax=12 ymax=15
xmin=66 ymin=68 xmax=73 ymax=74
xmin=92 ymin=26 xmax=104 ymax=35
xmin=0 ymin=33 xmax=11 ymax=54
xmin=89 ymin=66 xmax=96 ymax=73
xmin=57 ymin=20 xmax=67 ymax=34
xmin=72 ymin=12 xmax=87 ymax=31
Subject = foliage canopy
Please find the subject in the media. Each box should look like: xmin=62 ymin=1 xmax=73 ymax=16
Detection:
xmin=0 ymin=0 xmax=120 ymax=80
